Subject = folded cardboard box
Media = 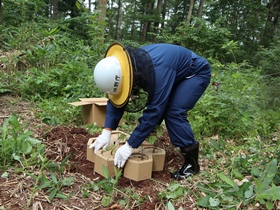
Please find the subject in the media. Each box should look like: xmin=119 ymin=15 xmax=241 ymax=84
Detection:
xmin=69 ymin=98 xmax=125 ymax=127
xmin=69 ymin=98 xmax=107 ymax=127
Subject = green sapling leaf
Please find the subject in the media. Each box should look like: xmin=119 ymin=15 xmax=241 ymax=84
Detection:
xmin=50 ymin=171 xmax=58 ymax=184
xmin=260 ymin=159 xmax=277 ymax=191
xmin=56 ymin=192 xmax=69 ymax=199
xmin=26 ymin=137 xmax=41 ymax=145
xmin=218 ymin=173 xmax=238 ymax=191
xmin=101 ymin=196 xmax=111 ymax=207
xmin=265 ymin=202 xmax=274 ymax=210
xmin=61 ymin=177 xmax=74 ymax=186
xmin=167 ymin=201 xmax=175 ymax=210
xmin=49 ymin=188 xmax=58 ymax=200
xmin=197 ymin=195 xmax=211 ymax=207
xmin=209 ymin=197 xmax=220 ymax=207
xmin=168 ymin=182 xmax=180 ymax=192
xmin=102 ymin=165 xmax=110 ymax=179
xmin=256 ymin=184 xmax=280 ymax=201
xmin=12 ymin=153 xmax=22 ymax=162
xmin=244 ymin=184 xmax=254 ymax=199
xmin=1 ymin=172 xmax=9 ymax=178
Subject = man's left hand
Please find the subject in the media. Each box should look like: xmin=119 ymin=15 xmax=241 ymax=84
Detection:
xmin=114 ymin=142 xmax=133 ymax=168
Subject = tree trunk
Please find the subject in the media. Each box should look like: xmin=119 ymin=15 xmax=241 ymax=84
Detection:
xmin=171 ymin=1 xmax=179 ymax=33
xmin=154 ymin=0 xmax=163 ymax=30
xmin=52 ymin=0 xmax=58 ymax=20
xmin=261 ymin=0 xmax=280 ymax=47
xmin=0 ymin=0 xmax=2 ymax=24
xmin=108 ymin=0 xmax=114 ymax=40
xmin=97 ymin=0 xmax=107 ymax=43
xmin=131 ymin=0 xmax=137 ymax=39
xmin=153 ymin=0 xmax=163 ymax=41
xmin=186 ymin=0 xmax=194 ymax=25
xmin=115 ymin=0 xmax=122 ymax=40
xmin=141 ymin=2 xmax=153 ymax=43
xmin=181 ymin=0 xmax=187 ymax=22
xmin=160 ymin=0 xmax=167 ymax=29
xmin=88 ymin=0 xmax=92 ymax=12
xmin=197 ymin=0 xmax=205 ymax=19
xmin=45 ymin=0 xmax=51 ymax=18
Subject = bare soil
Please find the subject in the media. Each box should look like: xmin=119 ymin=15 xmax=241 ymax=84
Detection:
xmin=0 ymin=96 xmax=198 ymax=210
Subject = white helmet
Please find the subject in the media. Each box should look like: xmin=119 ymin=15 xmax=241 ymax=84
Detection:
xmin=93 ymin=56 xmax=123 ymax=95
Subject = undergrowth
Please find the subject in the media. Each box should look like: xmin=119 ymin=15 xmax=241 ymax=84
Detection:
xmin=0 ymin=14 xmax=279 ymax=210
xmin=0 ymin=115 xmax=279 ymax=209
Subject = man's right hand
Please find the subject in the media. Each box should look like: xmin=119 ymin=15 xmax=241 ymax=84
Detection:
xmin=89 ymin=129 xmax=112 ymax=154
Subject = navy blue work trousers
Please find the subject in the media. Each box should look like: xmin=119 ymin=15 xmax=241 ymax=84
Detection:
xmin=163 ymin=66 xmax=211 ymax=148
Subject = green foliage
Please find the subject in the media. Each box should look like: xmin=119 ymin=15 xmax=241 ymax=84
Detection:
xmin=98 ymin=166 xmax=122 ymax=194
xmin=0 ymin=115 xmax=45 ymax=168
xmin=254 ymin=39 xmax=280 ymax=76
xmin=166 ymin=201 xmax=184 ymax=210
xmin=147 ymin=125 xmax=165 ymax=145
xmin=0 ymin=116 xmax=76 ymax=207
xmin=25 ymin=154 xmax=74 ymax=205
xmin=19 ymin=61 xmax=93 ymax=99
xmin=27 ymin=171 xmax=74 ymax=200
xmin=197 ymin=133 xmax=279 ymax=209
xmin=1 ymin=0 xmax=47 ymax=27
xmin=189 ymin=60 xmax=280 ymax=140
xmin=156 ymin=18 xmax=234 ymax=61
xmin=206 ymin=0 xmax=269 ymax=61
xmin=0 ymin=14 xmax=106 ymax=124
xmin=221 ymin=40 xmax=239 ymax=63
xmin=83 ymin=166 xmax=122 ymax=207
xmin=197 ymin=159 xmax=279 ymax=209
xmin=159 ymin=182 xmax=187 ymax=200
xmin=253 ymin=159 xmax=280 ymax=205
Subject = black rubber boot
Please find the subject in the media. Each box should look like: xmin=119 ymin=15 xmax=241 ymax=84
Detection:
xmin=171 ymin=142 xmax=200 ymax=180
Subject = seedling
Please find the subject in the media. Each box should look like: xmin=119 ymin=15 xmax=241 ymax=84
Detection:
xmin=196 ymin=159 xmax=280 ymax=209
xmin=97 ymin=166 xmax=123 ymax=207
xmin=25 ymin=154 xmax=74 ymax=208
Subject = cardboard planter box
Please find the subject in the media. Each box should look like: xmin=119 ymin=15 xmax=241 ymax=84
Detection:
xmin=123 ymin=153 xmax=153 ymax=181
xmin=87 ymin=130 xmax=165 ymax=181
xmin=142 ymin=146 xmax=166 ymax=172
xmin=86 ymin=137 xmax=96 ymax=163
xmin=69 ymin=98 xmax=125 ymax=127
xmin=94 ymin=150 xmax=116 ymax=177
xmin=86 ymin=130 xmax=129 ymax=164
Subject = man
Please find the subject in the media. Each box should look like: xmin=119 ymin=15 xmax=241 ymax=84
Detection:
xmin=90 ymin=42 xmax=211 ymax=180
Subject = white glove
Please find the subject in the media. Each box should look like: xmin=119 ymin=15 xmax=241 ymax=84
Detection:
xmin=89 ymin=129 xmax=112 ymax=154
xmin=114 ymin=142 xmax=133 ymax=168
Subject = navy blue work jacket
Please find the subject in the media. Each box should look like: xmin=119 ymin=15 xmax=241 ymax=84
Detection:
xmin=105 ymin=43 xmax=208 ymax=148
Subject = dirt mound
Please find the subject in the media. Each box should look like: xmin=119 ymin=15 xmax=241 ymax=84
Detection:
xmin=42 ymin=126 xmax=187 ymax=209
xmin=0 ymin=95 xmax=191 ymax=209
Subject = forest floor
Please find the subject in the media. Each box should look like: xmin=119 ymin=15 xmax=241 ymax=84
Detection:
xmin=0 ymin=95 xmax=203 ymax=210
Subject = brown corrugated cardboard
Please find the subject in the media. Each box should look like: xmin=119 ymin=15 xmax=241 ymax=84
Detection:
xmin=94 ymin=150 xmax=116 ymax=177
xmin=86 ymin=137 xmax=96 ymax=163
xmin=69 ymin=98 xmax=108 ymax=127
xmin=142 ymin=146 xmax=166 ymax=171
xmin=123 ymin=153 xmax=153 ymax=181
xmin=86 ymin=130 xmax=130 ymax=163
xmin=87 ymin=130 xmax=166 ymax=181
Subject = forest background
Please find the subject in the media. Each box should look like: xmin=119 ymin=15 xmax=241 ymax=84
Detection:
xmin=0 ymin=0 xmax=279 ymax=209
